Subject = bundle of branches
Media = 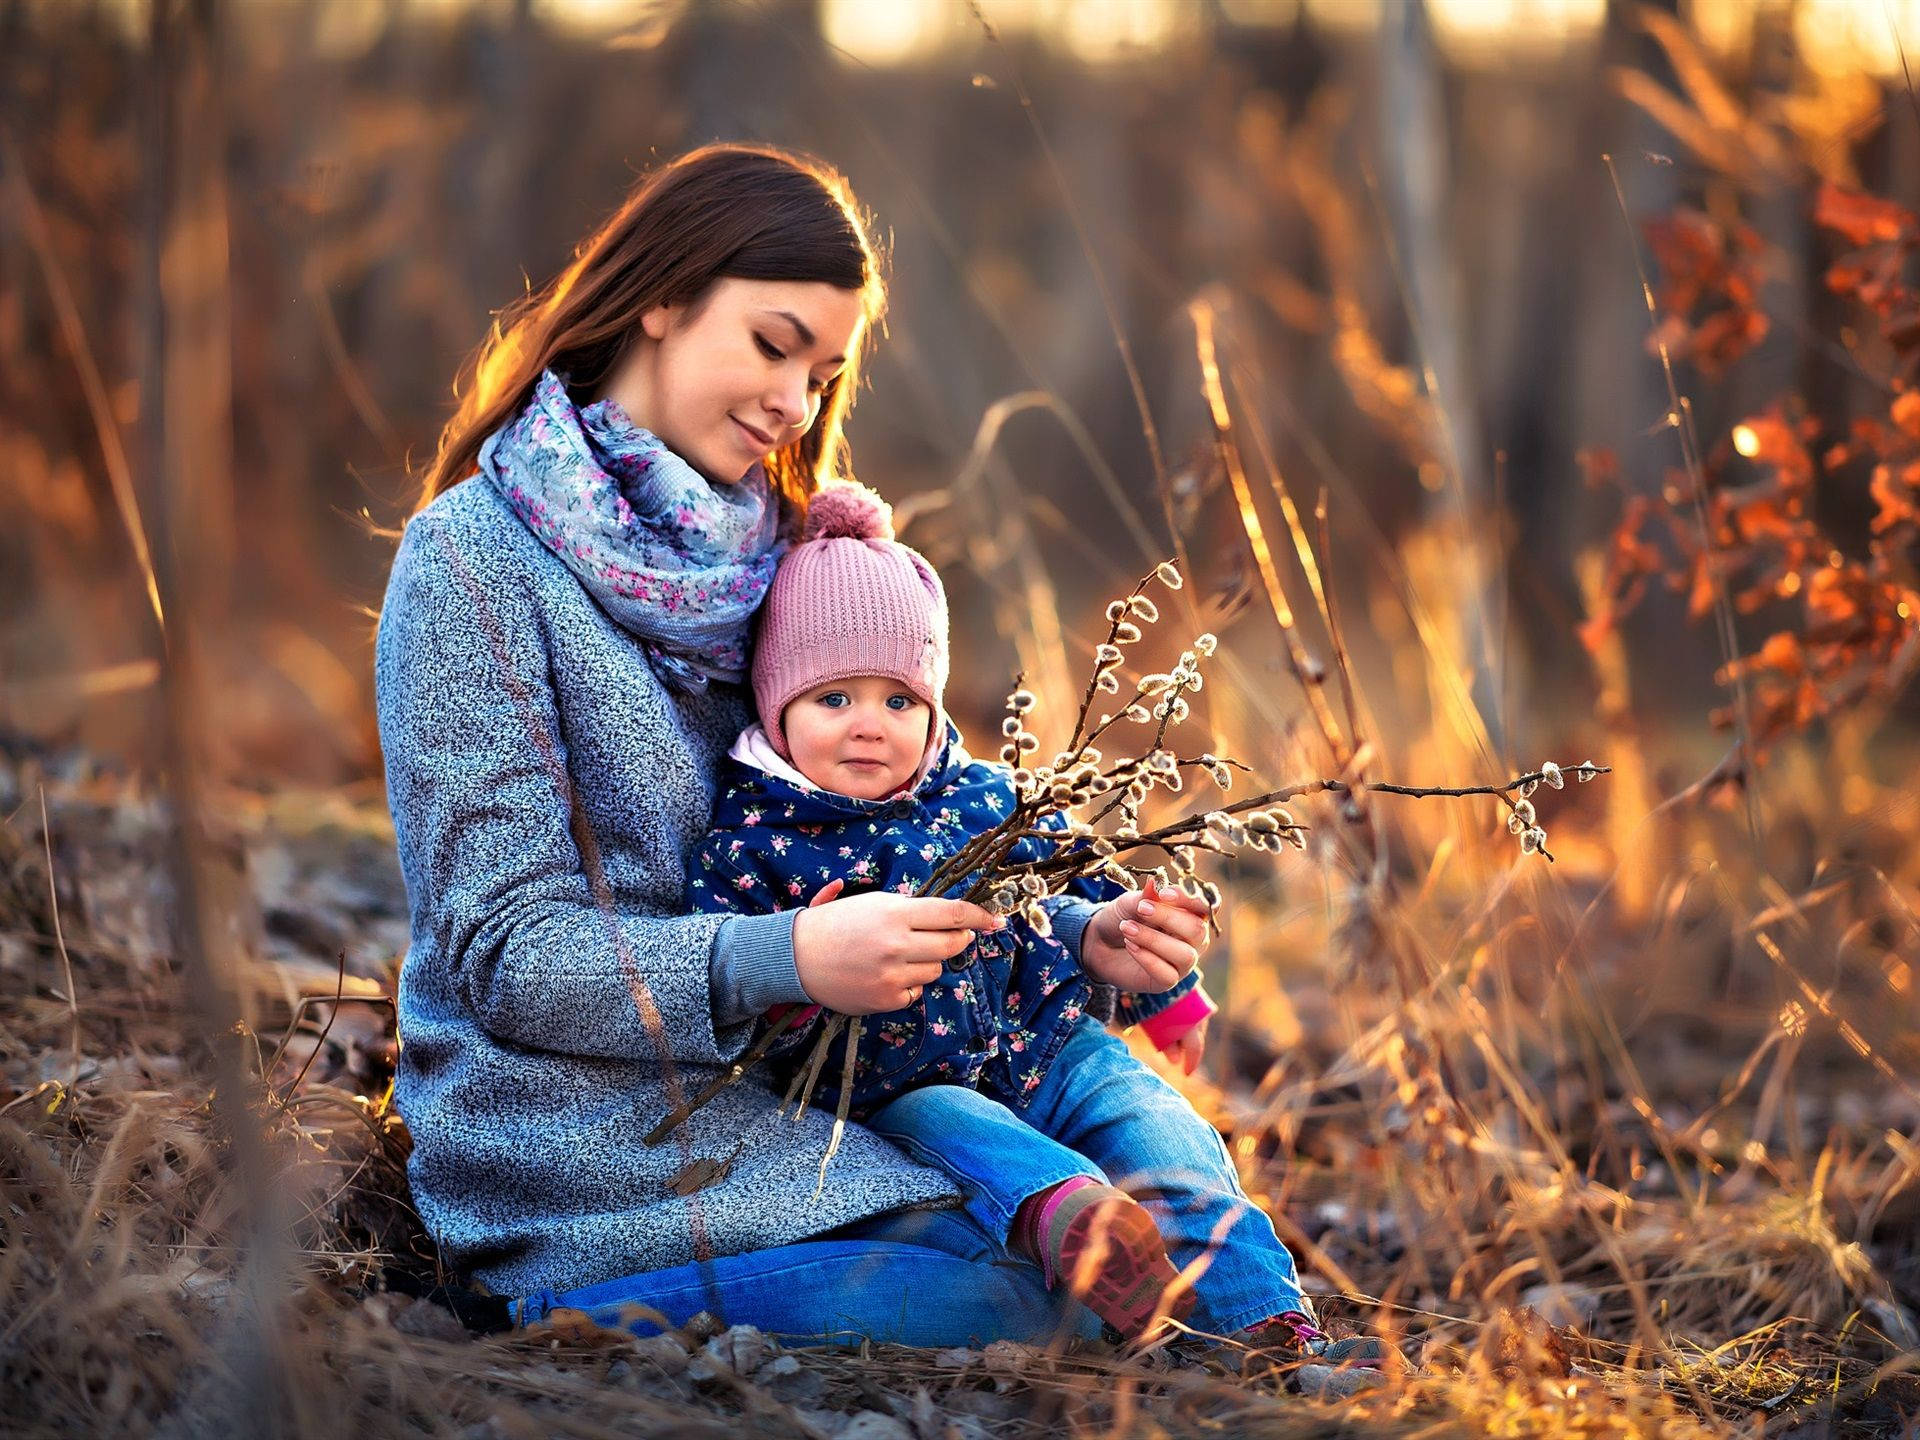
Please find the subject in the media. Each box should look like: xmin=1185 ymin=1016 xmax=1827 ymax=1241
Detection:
xmin=648 ymin=561 xmax=1606 ymax=1173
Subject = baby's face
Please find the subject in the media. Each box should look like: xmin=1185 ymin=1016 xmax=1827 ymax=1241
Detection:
xmin=783 ymin=676 xmax=931 ymax=800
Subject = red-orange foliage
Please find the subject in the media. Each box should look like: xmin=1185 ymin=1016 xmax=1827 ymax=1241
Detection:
xmin=1587 ymin=186 xmax=1920 ymax=753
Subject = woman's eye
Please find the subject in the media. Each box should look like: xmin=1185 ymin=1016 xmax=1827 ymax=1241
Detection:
xmin=755 ymin=335 xmax=785 ymax=361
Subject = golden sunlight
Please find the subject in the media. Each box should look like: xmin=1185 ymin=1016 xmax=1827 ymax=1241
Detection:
xmin=1302 ymin=0 xmax=1382 ymax=35
xmin=537 ymin=0 xmax=686 ymax=42
xmin=1219 ymin=0 xmax=1303 ymax=25
xmin=1428 ymin=0 xmax=1608 ymax=65
xmin=1057 ymin=0 xmax=1202 ymax=63
xmin=821 ymin=0 xmax=953 ymax=64
xmin=1792 ymin=0 xmax=1920 ymax=78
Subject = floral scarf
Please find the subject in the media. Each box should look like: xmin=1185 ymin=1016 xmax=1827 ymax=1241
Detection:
xmin=480 ymin=369 xmax=783 ymax=691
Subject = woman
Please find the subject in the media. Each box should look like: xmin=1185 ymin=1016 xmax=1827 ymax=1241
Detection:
xmin=375 ymin=144 xmax=1099 ymax=1346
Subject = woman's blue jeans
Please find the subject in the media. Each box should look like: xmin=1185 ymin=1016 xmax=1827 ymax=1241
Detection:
xmin=515 ymin=1020 xmax=1304 ymax=1344
xmin=514 ymin=1201 xmax=1100 ymax=1348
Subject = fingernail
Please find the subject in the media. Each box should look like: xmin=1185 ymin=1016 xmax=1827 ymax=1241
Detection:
xmin=1120 ymin=919 xmax=1138 ymax=934
xmin=1137 ymin=900 xmax=1155 ymax=916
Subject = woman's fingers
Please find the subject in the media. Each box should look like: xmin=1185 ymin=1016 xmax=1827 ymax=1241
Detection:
xmin=899 ymin=926 xmax=976 ymax=965
xmin=904 ymin=896 xmax=1004 ymax=934
xmin=894 ymin=959 xmax=945 ymax=989
xmin=807 ymin=877 xmax=846 ymax=908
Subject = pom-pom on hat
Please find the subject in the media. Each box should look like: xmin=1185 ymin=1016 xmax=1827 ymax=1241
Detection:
xmin=752 ymin=480 xmax=949 ymax=777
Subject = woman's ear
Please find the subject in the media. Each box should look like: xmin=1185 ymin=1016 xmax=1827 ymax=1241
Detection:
xmin=639 ymin=303 xmax=677 ymax=342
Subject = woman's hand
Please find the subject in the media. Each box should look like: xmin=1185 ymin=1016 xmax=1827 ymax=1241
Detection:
xmin=792 ymin=879 xmax=1005 ymax=1015
xmin=1082 ymin=877 xmax=1211 ymax=992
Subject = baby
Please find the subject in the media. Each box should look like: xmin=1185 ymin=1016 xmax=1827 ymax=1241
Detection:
xmin=688 ymin=482 xmax=1322 ymax=1350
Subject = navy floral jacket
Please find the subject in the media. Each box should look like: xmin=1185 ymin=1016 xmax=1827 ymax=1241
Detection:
xmin=686 ymin=729 xmax=1200 ymax=1116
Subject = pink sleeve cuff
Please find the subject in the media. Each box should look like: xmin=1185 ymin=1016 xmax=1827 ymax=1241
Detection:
xmin=765 ymin=1002 xmax=821 ymax=1030
xmin=1138 ymin=986 xmax=1217 ymax=1051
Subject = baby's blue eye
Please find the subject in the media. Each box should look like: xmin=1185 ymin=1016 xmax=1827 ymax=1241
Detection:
xmin=886 ymin=694 xmax=916 ymax=711
xmin=818 ymin=692 xmax=848 ymax=708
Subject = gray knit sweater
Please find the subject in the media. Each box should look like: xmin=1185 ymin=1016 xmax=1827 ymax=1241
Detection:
xmin=374 ymin=479 xmax=959 ymax=1296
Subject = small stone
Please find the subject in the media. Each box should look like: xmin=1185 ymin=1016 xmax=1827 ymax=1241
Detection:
xmin=679 ymin=1310 xmax=722 ymax=1343
xmin=1522 ymin=1282 xmax=1600 ymax=1331
xmin=981 ymin=1339 xmax=1040 ymax=1372
xmin=704 ymin=1323 xmax=770 ymax=1376
xmin=933 ymin=1346 xmax=980 ymax=1370
xmin=760 ymin=1353 xmax=824 ymax=1405
xmin=604 ymin=1359 xmax=634 ymax=1387
xmin=834 ymin=1412 xmax=914 ymax=1440
xmin=1292 ymin=1363 xmax=1386 ymax=1399
xmin=391 ymin=1297 xmax=471 ymax=1344
xmin=632 ymin=1335 xmax=688 ymax=1375
xmin=946 ymin=1391 xmax=1019 ymax=1423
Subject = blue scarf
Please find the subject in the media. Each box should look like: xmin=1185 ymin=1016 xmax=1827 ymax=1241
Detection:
xmin=481 ymin=370 xmax=783 ymax=692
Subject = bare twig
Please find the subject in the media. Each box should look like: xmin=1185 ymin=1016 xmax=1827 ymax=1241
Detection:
xmin=36 ymin=787 xmax=81 ymax=1090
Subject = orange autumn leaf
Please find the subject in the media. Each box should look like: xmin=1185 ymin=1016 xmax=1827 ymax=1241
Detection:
xmin=1891 ymin=390 xmax=1920 ymax=440
xmin=1814 ymin=183 xmax=1917 ymax=247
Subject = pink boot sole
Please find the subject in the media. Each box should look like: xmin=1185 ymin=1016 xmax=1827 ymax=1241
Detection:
xmin=1043 ymin=1183 xmax=1193 ymax=1342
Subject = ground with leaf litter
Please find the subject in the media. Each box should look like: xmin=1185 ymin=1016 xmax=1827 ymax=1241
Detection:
xmin=3 ymin=741 xmax=1917 ymax=1438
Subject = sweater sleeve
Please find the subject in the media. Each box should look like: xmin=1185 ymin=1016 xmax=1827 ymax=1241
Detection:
xmin=377 ymin=510 xmax=755 ymax=1067
xmin=687 ymin=832 xmax=813 ymax=1026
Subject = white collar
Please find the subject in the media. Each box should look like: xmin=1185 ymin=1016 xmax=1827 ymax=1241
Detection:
xmin=728 ymin=724 xmax=824 ymax=792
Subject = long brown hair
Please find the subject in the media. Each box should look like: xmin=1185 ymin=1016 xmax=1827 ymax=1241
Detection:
xmin=417 ymin=145 xmax=886 ymax=514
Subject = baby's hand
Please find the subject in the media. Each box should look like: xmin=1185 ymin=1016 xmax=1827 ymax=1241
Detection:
xmin=1082 ymin=878 xmax=1211 ymax=993
xmin=1162 ymin=1015 xmax=1209 ymax=1076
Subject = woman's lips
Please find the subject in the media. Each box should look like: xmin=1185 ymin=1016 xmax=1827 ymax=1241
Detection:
xmin=731 ymin=415 xmax=773 ymax=450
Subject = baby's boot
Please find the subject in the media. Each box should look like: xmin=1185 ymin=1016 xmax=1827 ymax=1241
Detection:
xmin=1015 ymin=1176 xmax=1193 ymax=1343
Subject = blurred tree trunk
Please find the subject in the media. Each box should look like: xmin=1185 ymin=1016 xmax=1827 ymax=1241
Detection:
xmin=148 ymin=0 xmax=235 ymax=618
xmin=472 ymin=0 xmax=536 ymax=305
xmin=141 ymin=3 xmax=290 ymax=1429
xmin=1375 ymin=0 xmax=1502 ymax=757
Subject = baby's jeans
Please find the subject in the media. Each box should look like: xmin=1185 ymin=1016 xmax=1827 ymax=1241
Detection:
xmin=865 ymin=1016 xmax=1309 ymax=1336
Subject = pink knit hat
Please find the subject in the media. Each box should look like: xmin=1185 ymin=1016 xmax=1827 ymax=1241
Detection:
xmin=752 ymin=481 xmax=949 ymax=775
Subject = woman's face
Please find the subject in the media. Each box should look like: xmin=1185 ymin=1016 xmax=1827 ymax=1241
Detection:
xmin=604 ymin=276 xmax=867 ymax=485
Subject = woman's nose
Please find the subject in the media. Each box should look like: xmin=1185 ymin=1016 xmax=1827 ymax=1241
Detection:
xmin=763 ymin=369 xmax=811 ymax=431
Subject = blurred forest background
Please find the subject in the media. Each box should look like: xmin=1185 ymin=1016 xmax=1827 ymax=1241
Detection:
xmin=9 ymin=0 xmax=1920 ymax=1434
xmin=9 ymin=0 xmax=1919 ymax=787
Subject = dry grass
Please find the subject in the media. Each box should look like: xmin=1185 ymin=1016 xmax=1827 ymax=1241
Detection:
xmin=4 ymin=595 xmax=1918 ymax=1438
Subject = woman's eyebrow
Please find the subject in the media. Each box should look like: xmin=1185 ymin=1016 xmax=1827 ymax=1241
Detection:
xmin=765 ymin=309 xmax=845 ymax=365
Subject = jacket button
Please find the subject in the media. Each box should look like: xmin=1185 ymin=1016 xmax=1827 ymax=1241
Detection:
xmin=890 ymin=801 xmax=915 ymax=819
